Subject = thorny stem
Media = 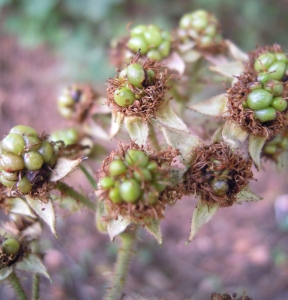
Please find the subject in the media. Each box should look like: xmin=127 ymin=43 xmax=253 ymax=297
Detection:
xmin=8 ymin=272 xmax=29 ymax=300
xmin=55 ymin=182 xmax=96 ymax=211
xmin=31 ymin=274 xmax=40 ymax=300
xmin=104 ymin=230 xmax=137 ymax=300
xmin=149 ymin=123 xmax=161 ymax=151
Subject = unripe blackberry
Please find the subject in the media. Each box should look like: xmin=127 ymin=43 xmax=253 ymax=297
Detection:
xmin=2 ymin=238 xmax=20 ymax=256
xmin=263 ymin=131 xmax=288 ymax=160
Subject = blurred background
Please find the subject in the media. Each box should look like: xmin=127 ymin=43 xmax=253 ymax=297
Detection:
xmin=0 ymin=0 xmax=288 ymax=299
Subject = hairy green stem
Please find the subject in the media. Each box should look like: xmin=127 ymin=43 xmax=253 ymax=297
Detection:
xmin=79 ymin=165 xmax=98 ymax=189
xmin=149 ymin=123 xmax=161 ymax=151
xmin=55 ymin=182 xmax=96 ymax=211
xmin=104 ymin=230 xmax=137 ymax=300
xmin=31 ymin=274 xmax=40 ymax=300
xmin=8 ymin=272 xmax=29 ymax=300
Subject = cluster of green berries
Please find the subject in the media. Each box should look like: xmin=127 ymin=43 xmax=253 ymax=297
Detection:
xmin=0 ymin=125 xmax=57 ymax=194
xmin=49 ymin=128 xmax=79 ymax=146
xmin=242 ymin=79 xmax=287 ymax=122
xmin=58 ymin=86 xmax=82 ymax=119
xmin=127 ymin=25 xmax=172 ymax=61
xmin=99 ymin=149 xmax=167 ymax=205
xmin=263 ymin=133 xmax=288 ymax=156
xmin=1 ymin=237 xmax=20 ymax=256
xmin=178 ymin=10 xmax=222 ymax=48
xmin=113 ymin=63 xmax=155 ymax=107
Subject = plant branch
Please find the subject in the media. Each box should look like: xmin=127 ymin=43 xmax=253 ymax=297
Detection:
xmin=8 ymin=272 xmax=29 ymax=300
xmin=79 ymin=165 xmax=98 ymax=189
xmin=104 ymin=230 xmax=137 ymax=300
xmin=55 ymin=182 xmax=96 ymax=211
xmin=31 ymin=274 xmax=40 ymax=300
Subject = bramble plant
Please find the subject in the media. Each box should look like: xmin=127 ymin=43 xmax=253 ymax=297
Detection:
xmin=1 ymin=8 xmax=288 ymax=300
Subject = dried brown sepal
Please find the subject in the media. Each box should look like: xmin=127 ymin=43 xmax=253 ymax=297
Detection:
xmin=0 ymin=235 xmax=27 ymax=268
xmin=97 ymin=141 xmax=181 ymax=224
xmin=106 ymin=55 xmax=171 ymax=120
xmin=211 ymin=292 xmax=252 ymax=300
xmin=183 ymin=143 xmax=253 ymax=207
xmin=245 ymin=44 xmax=284 ymax=75
xmin=226 ymin=73 xmax=288 ymax=137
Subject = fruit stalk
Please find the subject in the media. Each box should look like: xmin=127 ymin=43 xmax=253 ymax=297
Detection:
xmin=8 ymin=272 xmax=29 ymax=300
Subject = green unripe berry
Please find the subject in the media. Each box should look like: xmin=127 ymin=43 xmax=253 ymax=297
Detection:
xmin=50 ymin=128 xmax=79 ymax=145
xmin=2 ymin=133 xmax=25 ymax=155
xmin=58 ymin=106 xmax=74 ymax=119
xmin=38 ymin=141 xmax=54 ymax=163
xmin=204 ymin=25 xmax=217 ymax=37
xmin=153 ymin=181 xmax=167 ymax=193
xmin=133 ymin=168 xmax=152 ymax=182
xmin=127 ymin=37 xmax=148 ymax=54
xmin=263 ymin=80 xmax=283 ymax=96
xmin=0 ymin=153 xmax=25 ymax=172
xmin=275 ymin=53 xmax=287 ymax=62
xmin=144 ymin=26 xmax=163 ymax=48
xmin=1 ymin=170 xmax=18 ymax=181
xmin=190 ymin=15 xmax=208 ymax=30
xmin=17 ymin=176 xmax=32 ymax=194
xmin=254 ymin=53 xmax=276 ymax=72
xmin=269 ymin=135 xmax=282 ymax=145
xmin=114 ymin=87 xmax=135 ymax=107
xmin=248 ymin=82 xmax=262 ymax=91
xmin=242 ymin=100 xmax=249 ymax=108
xmin=2 ymin=238 xmax=20 ymax=256
xmin=199 ymin=36 xmax=213 ymax=47
xmin=144 ymin=188 xmax=159 ymax=205
xmin=127 ymin=63 xmax=145 ymax=88
xmin=23 ymin=135 xmax=42 ymax=151
xmin=158 ymin=40 xmax=170 ymax=58
xmin=147 ymin=161 xmax=158 ymax=171
xmin=131 ymin=25 xmax=147 ymax=37
xmin=109 ymin=160 xmax=127 ymax=176
xmin=271 ymin=97 xmax=287 ymax=112
xmin=179 ymin=14 xmax=191 ymax=29
xmin=147 ymin=49 xmax=162 ymax=61
xmin=257 ymin=72 xmax=270 ymax=84
xmin=161 ymin=30 xmax=172 ymax=42
xmin=247 ymin=89 xmax=273 ymax=110
xmin=10 ymin=125 xmax=37 ymax=136
xmin=280 ymin=138 xmax=288 ymax=150
xmin=58 ymin=91 xmax=74 ymax=107
xmin=263 ymin=144 xmax=277 ymax=155
xmin=0 ymin=175 xmax=17 ymax=188
xmin=254 ymin=107 xmax=277 ymax=122
xmin=23 ymin=151 xmax=44 ymax=171
xmin=211 ymin=179 xmax=229 ymax=197
xmin=119 ymin=179 xmax=141 ymax=203
xmin=99 ymin=176 xmax=114 ymax=189
xmin=125 ymin=149 xmax=149 ymax=167
xmin=268 ymin=61 xmax=286 ymax=80
xmin=119 ymin=68 xmax=128 ymax=79
xmin=109 ymin=187 xmax=122 ymax=204
xmin=192 ymin=9 xmax=209 ymax=19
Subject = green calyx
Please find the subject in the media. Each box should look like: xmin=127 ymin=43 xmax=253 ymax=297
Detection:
xmin=128 ymin=24 xmax=172 ymax=60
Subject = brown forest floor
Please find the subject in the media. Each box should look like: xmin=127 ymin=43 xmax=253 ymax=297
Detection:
xmin=0 ymin=35 xmax=288 ymax=300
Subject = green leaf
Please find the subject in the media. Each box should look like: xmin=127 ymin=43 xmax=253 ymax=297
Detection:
xmin=225 ymin=40 xmax=249 ymax=62
xmin=209 ymin=61 xmax=244 ymax=78
xmin=110 ymin=109 xmax=124 ymax=139
xmin=236 ymin=186 xmax=262 ymax=203
xmin=124 ymin=116 xmax=149 ymax=146
xmin=0 ymin=267 xmax=13 ymax=282
xmin=211 ymin=126 xmax=223 ymax=143
xmin=162 ymin=51 xmax=186 ymax=75
xmin=143 ymin=218 xmax=162 ymax=245
xmin=16 ymin=253 xmax=51 ymax=282
xmin=159 ymin=126 xmax=203 ymax=165
xmin=50 ymin=156 xmax=86 ymax=182
xmin=188 ymin=93 xmax=228 ymax=117
xmin=106 ymin=215 xmax=131 ymax=241
xmin=249 ymin=135 xmax=267 ymax=170
xmin=155 ymin=100 xmax=188 ymax=132
xmin=187 ymin=200 xmax=219 ymax=244
xmin=26 ymin=196 xmax=57 ymax=237
xmin=9 ymin=197 xmax=37 ymax=219
xmin=222 ymin=120 xmax=248 ymax=149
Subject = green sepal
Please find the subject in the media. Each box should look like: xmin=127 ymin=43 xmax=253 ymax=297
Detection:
xmin=222 ymin=120 xmax=248 ymax=149
xmin=211 ymin=126 xmax=223 ymax=143
xmin=181 ymin=49 xmax=202 ymax=63
xmin=16 ymin=253 xmax=51 ymax=282
xmin=159 ymin=126 xmax=203 ymax=165
xmin=236 ymin=186 xmax=263 ymax=203
xmin=225 ymin=40 xmax=249 ymax=62
xmin=249 ymin=135 xmax=267 ymax=170
xmin=9 ymin=197 xmax=37 ymax=219
xmin=162 ymin=51 xmax=186 ymax=75
xmin=106 ymin=215 xmax=131 ymax=242
xmin=155 ymin=100 xmax=188 ymax=132
xmin=124 ymin=116 xmax=149 ymax=146
xmin=188 ymin=93 xmax=228 ymax=117
xmin=95 ymin=199 xmax=108 ymax=234
xmin=110 ymin=109 xmax=124 ymax=139
xmin=187 ymin=199 xmax=219 ymax=244
xmin=0 ymin=267 xmax=13 ymax=282
xmin=209 ymin=61 xmax=244 ymax=78
xmin=143 ymin=217 xmax=162 ymax=245
xmin=26 ymin=195 xmax=57 ymax=238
